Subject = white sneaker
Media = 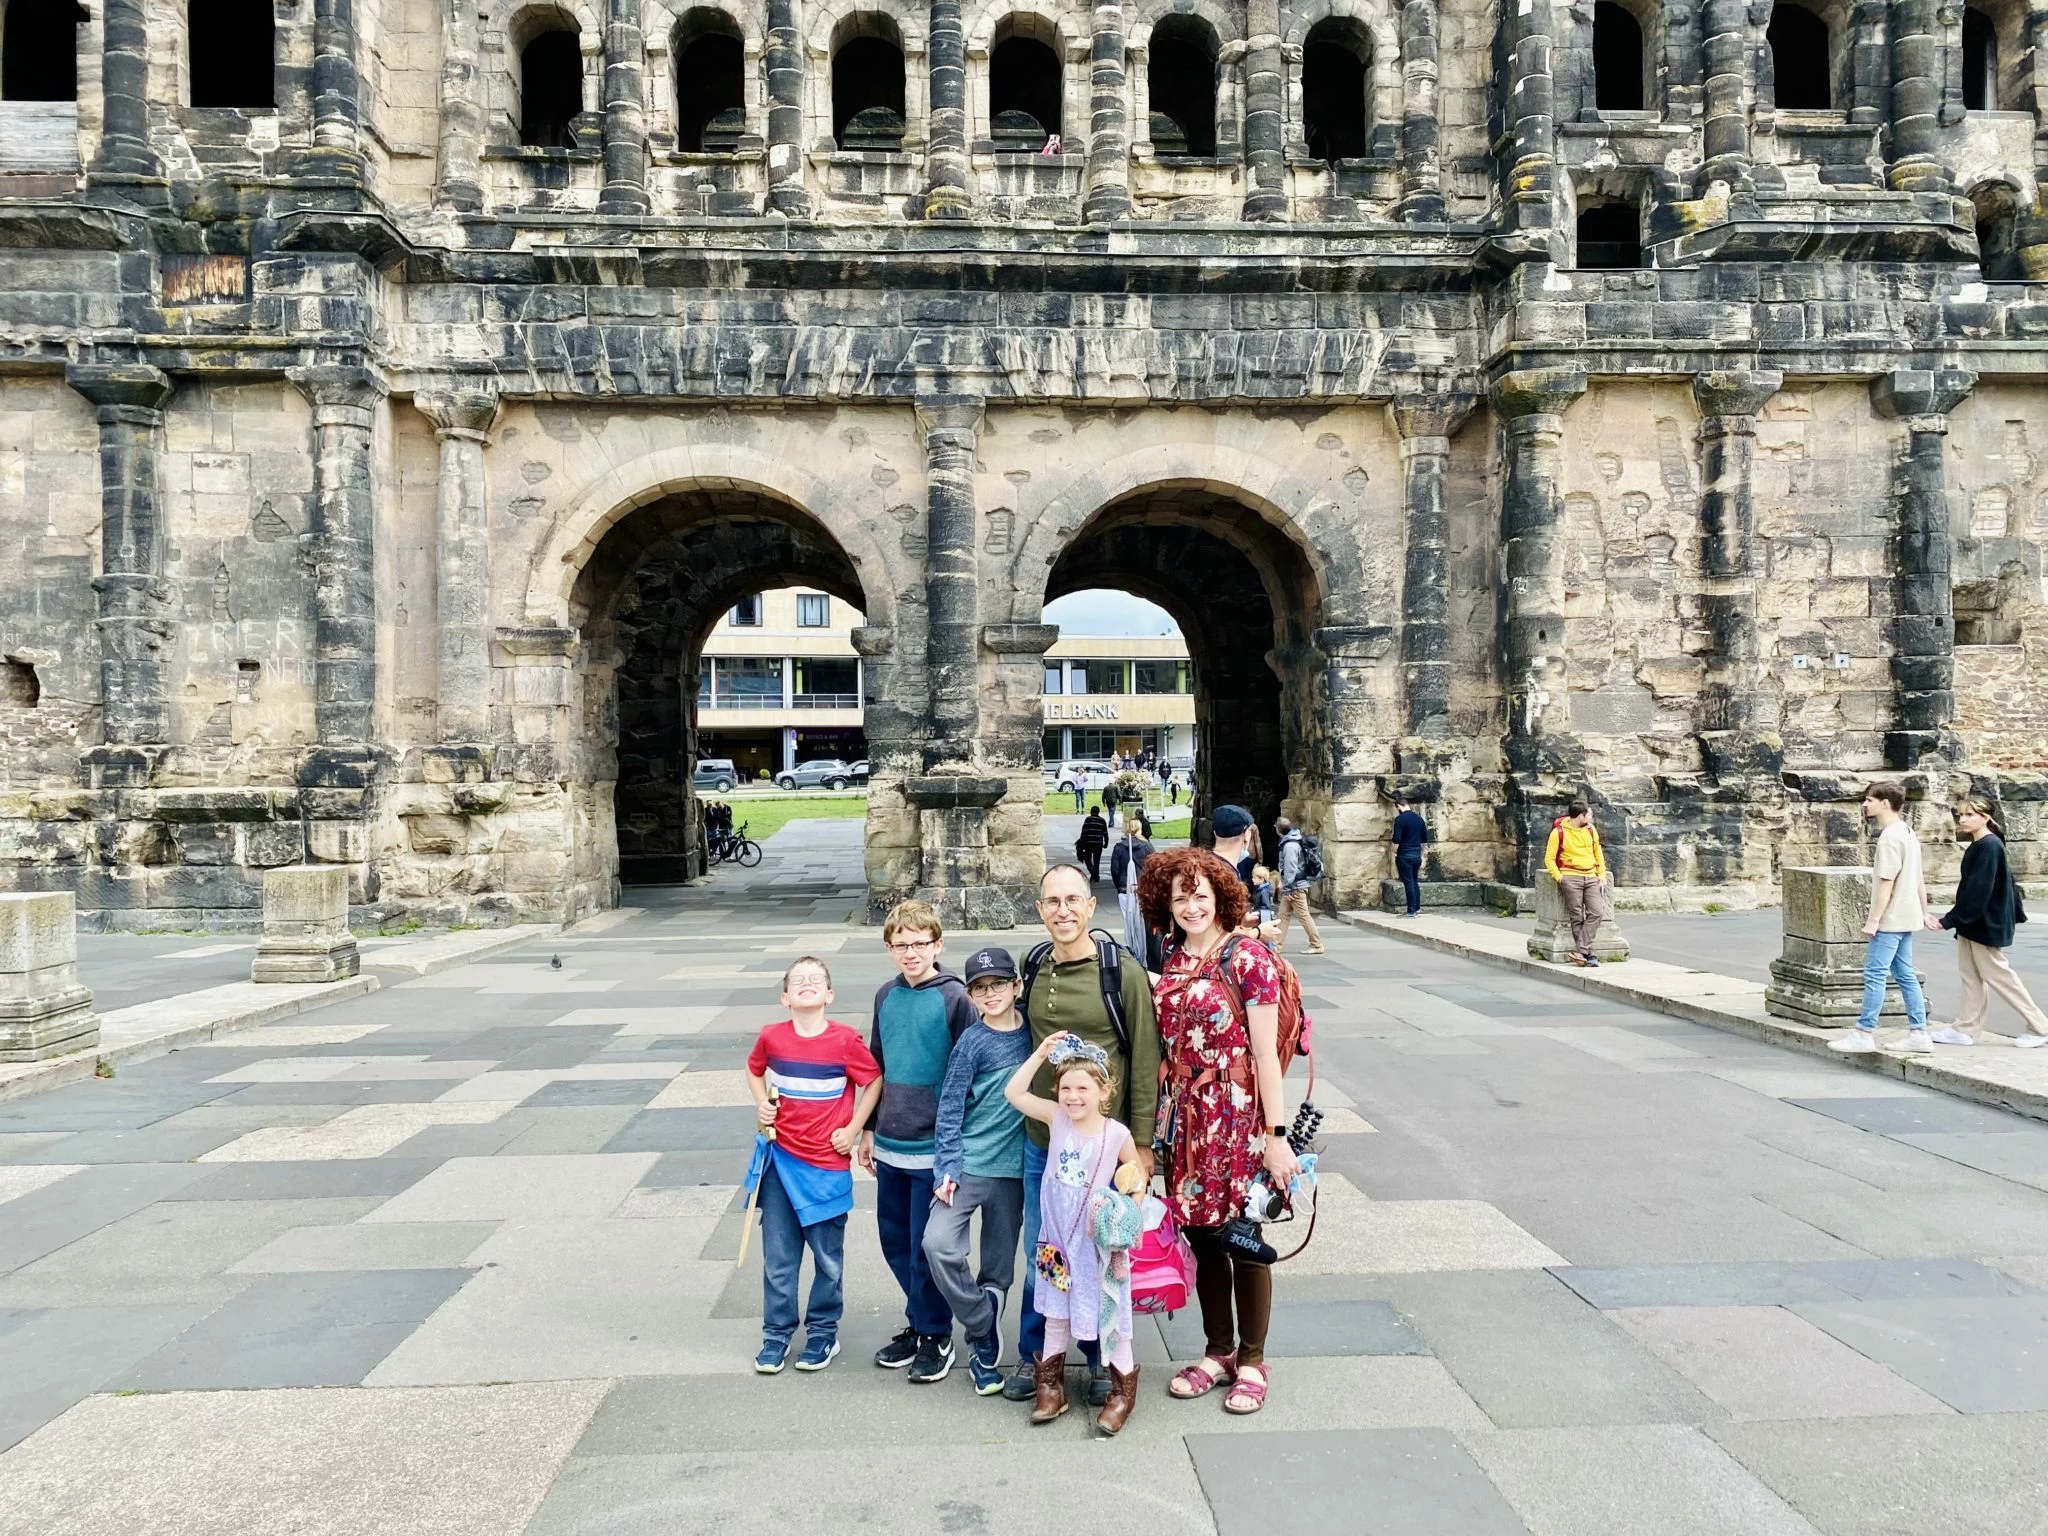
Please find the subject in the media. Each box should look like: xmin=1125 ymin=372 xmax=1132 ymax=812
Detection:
xmin=1891 ymin=1030 xmax=1934 ymax=1055
xmin=2015 ymin=1033 xmax=2048 ymax=1049
xmin=1927 ymin=1027 xmax=1974 ymax=1047
xmin=1828 ymin=1030 xmax=1879 ymax=1054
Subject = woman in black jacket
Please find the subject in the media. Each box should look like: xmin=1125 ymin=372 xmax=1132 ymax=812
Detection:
xmin=1933 ymin=798 xmax=2048 ymax=1047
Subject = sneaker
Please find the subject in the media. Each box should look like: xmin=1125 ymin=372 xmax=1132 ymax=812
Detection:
xmin=966 ymin=1331 xmax=1004 ymax=1395
xmin=1306 ymin=947 xmax=1327 ymax=956
xmin=755 ymin=1338 xmax=791 ymax=1375
xmin=1829 ymin=1029 xmax=1879 ymax=1054
xmin=1928 ymin=1027 xmax=1974 ymax=1047
xmin=1001 ymin=1360 xmax=1038 ymax=1401
xmin=2016 ymin=1033 xmax=2048 ymax=1049
xmin=907 ymin=1333 xmax=955 ymax=1384
xmin=794 ymin=1335 xmax=840 ymax=1372
xmin=1891 ymin=1029 xmax=1934 ymax=1055
xmin=873 ymin=1326 xmax=919 ymax=1369
xmin=1581 ymin=953 xmax=1603 ymax=968
xmin=981 ymin=1283 xmax=1008 ymax=1338
xmin=1087 ymin=1364 xmax=1111 ymax=1407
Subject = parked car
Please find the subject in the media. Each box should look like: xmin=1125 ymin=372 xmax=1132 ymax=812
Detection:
xmin=692 ymin=758 xmax=738 ymax=792
xmin=776 ymin=758 xmax=860 ymax=791
xmin=847 ymin=760 xmax=872 ymax=782
xmin=1047 ymin=760 xmax=1115 ymax=794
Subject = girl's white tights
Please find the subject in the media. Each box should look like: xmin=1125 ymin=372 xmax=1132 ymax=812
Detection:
xmin=1043 ymin=1317 xmax=1134 ymax=1373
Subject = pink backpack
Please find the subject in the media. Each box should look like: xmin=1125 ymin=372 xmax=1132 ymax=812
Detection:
xmin=1129 ymin=1208 xmax=1196 ymax=1316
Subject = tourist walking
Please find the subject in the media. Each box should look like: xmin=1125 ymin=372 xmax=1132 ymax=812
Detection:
xmin=1076 ymin=804 xmax=1109 ymax=883
xmin=1139 ymin=847 xmax=1300 ymax=1417
xmin=1930 ymin=797 xmax=2048 ymax=1048
xmin=1543 ymin=801 xmax=1610 ymax=967
xmin=1270 ymin=817 xmax=1325 ymax=956
xmin=1110 ymin=814 xmax=1155 ymax=967
xmin=1830 ymin=781 xmax=1933 ymax=1055
xmin=1390 ymin=794 xmax=1429 ymax=917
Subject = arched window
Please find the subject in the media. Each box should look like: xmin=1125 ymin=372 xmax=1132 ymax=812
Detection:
xmin=517 ymin=19 xmax=582 ymax=147
xmin=832 ymin=19 xmax=906 ymax=150
xmin=1576 ymin=198 xmax=1642 ymax=268
xmin=990 ymin=28 xmax=1061 ymax=149
xmin=1963 ymin=6 xmax=1996 ymax=111
xmin=188 ymin=0 xmax=274 ymax=109
xmin=1302 ymin=17 xmax=1370 ymax=161
xmin=2 ymin=0 xmax=81 ymax=101
xmin=1148 ymin=15 xmax=1217 ymax=156
xmin=1768 ymin=4 xmax=1830 ymax=110
xmin=674 ymin=10 xmax=743 ymax=151
xmin=1593 ymin=1 xmax=1644 ymax=111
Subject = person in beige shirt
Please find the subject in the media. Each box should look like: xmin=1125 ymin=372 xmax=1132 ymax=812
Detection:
xmin=1831 ymin=782 xmax=1933 ymax=1055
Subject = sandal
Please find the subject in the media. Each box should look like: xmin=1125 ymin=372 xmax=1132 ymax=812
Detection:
xmin=1169 ymin=1352 xmax=1237 ymax=1399
xmin=1223 ymin=1364 xmax=1269 ymax=1415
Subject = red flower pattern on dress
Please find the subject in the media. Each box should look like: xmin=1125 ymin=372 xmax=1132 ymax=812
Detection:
xmin=1154 ymin=938 xmax=1282 ymax=1228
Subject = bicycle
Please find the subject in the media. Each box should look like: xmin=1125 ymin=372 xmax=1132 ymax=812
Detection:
xmin=712 ymin=821 xmax=762 ymax=867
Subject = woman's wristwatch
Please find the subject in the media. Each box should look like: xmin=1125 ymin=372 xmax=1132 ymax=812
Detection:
xmin=1268 ymin=1124 xmax=1288 ymax=1140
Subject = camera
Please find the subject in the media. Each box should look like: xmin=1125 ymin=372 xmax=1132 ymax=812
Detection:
xmin=1242 ymin=1176 xmax=1287 ymax=1224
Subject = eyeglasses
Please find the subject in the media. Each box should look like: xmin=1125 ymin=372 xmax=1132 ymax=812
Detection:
xmin=887 ymin=939 xmax=937 ymax=954
xmin=1036 ymin=895 xmax=1091 ymax=911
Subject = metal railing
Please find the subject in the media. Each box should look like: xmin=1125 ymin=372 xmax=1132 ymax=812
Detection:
xmin=791 ymin=692 xmax=861 ymax=709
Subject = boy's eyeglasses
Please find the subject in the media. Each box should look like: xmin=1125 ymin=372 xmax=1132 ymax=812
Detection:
xmin=887 ymin=939 xmax=937 ymax=953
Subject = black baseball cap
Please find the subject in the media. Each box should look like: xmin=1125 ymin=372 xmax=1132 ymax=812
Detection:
xmin=1211 ymin=804 xmax=1254 ymax=837
xmin=964 ymin=947 xmax=1018 ymax=984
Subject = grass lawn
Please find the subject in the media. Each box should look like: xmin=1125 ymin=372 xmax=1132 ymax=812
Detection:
xmin=726 ymin=796 xmax=868 ymax=842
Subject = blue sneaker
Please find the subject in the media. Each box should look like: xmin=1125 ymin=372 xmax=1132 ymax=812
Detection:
xmin=966 ymin=1330 xmax=1004 ymax=1395
xmin=794 ymin=1334 xmax=840 ymax=1372
xmin=755 ymin=1337 xmax=791 ymax=1375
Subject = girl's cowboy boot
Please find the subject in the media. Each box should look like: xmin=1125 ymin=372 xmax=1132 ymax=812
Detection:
xmin=1095 ymin=1363 xmax=1140 ymax=1436
xmin=1029 ymin=1353 xmax=1069 ymax=1423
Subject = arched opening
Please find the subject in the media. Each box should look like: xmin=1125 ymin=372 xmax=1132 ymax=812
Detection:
xmin=1148 ymin=15 xmax=1218 ymax=156
xmin=989 ymin=28 xmax=1061 ymax=148
xmin=1971 ymin=179 xmax=2021 ymax=278
xmin=832 ymin=17 xmax=906 ymax=150
xmin=1044 ymin=487 xmax=1323 ymax=858
xmin=1767 ymin=4 xmax=1831 ymax=110
xmin=1963 ymin=6 xmax=1997 ymax=111
xmin=187 ymin=0 xmax=274 ymax=109
xmin=571 ymin=490 xmax=867 ymax=885
xmin=674 ymin=10 xmax=744 ymax=151
xmin=1302 ymin=17 xmax=1370 ymax=161
xmin=1575 ymin=197 xmax=1643 ymax=267
xmin=515 ymin=16 xmax=583 ymax=147
xmin=2 ymin=0 xmax=81 ymax=101
xmin=1593 ymin=1 xmax=1644 ymax=111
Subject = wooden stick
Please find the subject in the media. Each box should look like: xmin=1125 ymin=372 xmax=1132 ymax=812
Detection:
xmin=735 ymin=1087 xmax=777 ymax=1267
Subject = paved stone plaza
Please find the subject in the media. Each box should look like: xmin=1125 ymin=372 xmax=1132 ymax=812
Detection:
xmin=3 ymin=821 xmax=2047 ymax=1535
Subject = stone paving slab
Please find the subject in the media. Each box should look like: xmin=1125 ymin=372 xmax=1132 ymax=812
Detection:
xmin=1190 ymin=1427 xmax=1530 ymax=1536
xmin=1791 ymin=1294 xmax=2048 ymax=1412
xmin=0 ymin=1303 xmax=215 ymax=1455
xmin=0 ymin=1162 xmax=211 ymax=1274
xmin=361 ymin=1153 xmax=658 ymax=1224
xmin=228 ymin=1221 xmax=499 ymax=1274
xmin=164 ymin=1157 xmax=446 ymax=1202
xmin=1158 ymin=1298 xmax=1427 ymax=1359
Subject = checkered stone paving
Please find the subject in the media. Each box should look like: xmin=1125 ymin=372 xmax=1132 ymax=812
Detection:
xmin=3 ymin=818 xmax=2046 ymax=1533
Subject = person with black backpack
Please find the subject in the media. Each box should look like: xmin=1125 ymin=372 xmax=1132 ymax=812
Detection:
xmin=1270 ymin=817 xmax=1326 ymax=956
xmin=999 ymin=862 xmax=1162 ymax=1408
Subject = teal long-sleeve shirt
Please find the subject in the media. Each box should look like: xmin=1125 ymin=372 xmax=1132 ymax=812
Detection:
xmin=868 ymin=971 xmax=976 ymax=1169
xmin=932 ymin=1018 xmax=1032 ymax=1182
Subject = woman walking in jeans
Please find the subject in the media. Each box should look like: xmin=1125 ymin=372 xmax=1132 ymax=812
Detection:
xmin=1930 ymin=798 xmax=2048 ymax=1048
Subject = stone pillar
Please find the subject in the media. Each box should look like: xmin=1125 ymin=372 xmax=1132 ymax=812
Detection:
xmin=903 ymin=775 xmax=1016 ymax=928
xmin=1889 ymin=0 xmax=1953 ymax=192
xmin=311 ymin=0 xmax=365 ymax=165
xmin=287 ymin=366 xmax=387 ymax=746
xmin=66 ymin=363 xmax=175 ymax=747
xmin=416 ymin=390 xmax=501 ymax=743
xmin=1082 ymin=0 xmax=1133 ymax=223
xmin=598 ymin=0 xmax=650 ymax=214
xmin=1872 ymin=368 xmax=1974 ymax=770
xmin=1766 ymin=866 xmax=1915 ymax=1026
xmin=436 ymin=0 xmax=486 ymax=212
xmin=917 ymin=396 xmax=983 ymax=768
xmin=1695 ymin=0 xmax=1754 ymax=194
xmin=765 ymin=0 xmax=810 ymax=215
xmin=1492 ymin=369 xmax=1588 ymax=777
xmin=1390 ymin=389 xmax=1477 ymax=737
xmin=251 ymin=865 xmax=361 ymax=983
xmin=1240 ymin=0 xmax=1287 ymax=221
xmin=0 ymin=894 xmax=99 ymax=1063
xmin=91 ymin=0 xmax=161 ymax=180
xmin=1529 ymin=871 xmax=1629 ymax=962
xmin=1693 ymin=370 xmax=1783 ymax=778
xmin=1501 ymin=0 xmax=1558 ymax=247
xmin=922 ymin=0 xmax=971 ymax=219
xmin=1395 ymin=0 xmax=1446 ymax=221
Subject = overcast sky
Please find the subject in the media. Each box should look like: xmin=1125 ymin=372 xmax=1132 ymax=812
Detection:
xmin=1043 ymin=589 xmax=1181 ymax=637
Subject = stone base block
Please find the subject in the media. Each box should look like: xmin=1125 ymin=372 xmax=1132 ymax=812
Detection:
xmin=0 ymin=989 xmax=100 ymax=1062
xmin=253 ymin=865 xmax=358 ymax=984
xmin=1765 ymin=954 xmax=1916 ymax=1028
xmin=1530 ymin=873 xmax=1630 ymax=961
xmin=251 ymin=942 xmax=361 ymax=984
xmin=1376 ymin=879 xmax=1533 ymax=914
xmin=910 ymin=885 xmax=1017 ymax=932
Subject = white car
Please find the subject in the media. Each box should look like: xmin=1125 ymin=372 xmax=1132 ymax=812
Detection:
xmin=1047 ymin=760 xmax=1115 ymax=794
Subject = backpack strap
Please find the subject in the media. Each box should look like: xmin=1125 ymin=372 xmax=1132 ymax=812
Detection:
xmin=1094 ymin=933 xmax=1129 ymax=1056
xmin=1018 ymin=940 xmax=1054 ymax=1027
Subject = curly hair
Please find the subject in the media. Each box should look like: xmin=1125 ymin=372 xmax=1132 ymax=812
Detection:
xmin=1136 ymin=845 xmax=1249 ymax=937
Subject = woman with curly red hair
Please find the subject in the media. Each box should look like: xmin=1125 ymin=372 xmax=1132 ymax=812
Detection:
xmin=1135 ymin=846 xmax=1301 ymax=1415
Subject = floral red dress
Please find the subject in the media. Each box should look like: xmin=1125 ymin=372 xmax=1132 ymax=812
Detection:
xmin=1154 ymin=937 xmax=1283 ymax=1228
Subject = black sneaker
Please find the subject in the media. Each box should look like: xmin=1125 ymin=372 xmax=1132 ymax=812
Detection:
xmin=1087 ymin=1364 xmax=1110 ymax=1407
xmin=1000 ymin=1359 xmax=1037 ymax=1401
xmin=873 ymin=1326 xmax=918 ymax=1369
xmin=906 ymin=1333 xmax=955 ymax=1384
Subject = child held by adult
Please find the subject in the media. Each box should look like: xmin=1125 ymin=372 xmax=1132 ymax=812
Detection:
xmin=744 ymin=958 xmax=883 ymax=1374
xmin=1004 ymin=1032 xmax=1146 ymax=1435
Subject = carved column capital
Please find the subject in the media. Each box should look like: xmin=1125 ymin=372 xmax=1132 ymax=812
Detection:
xmin=915 ymin=395 xmax=986 ymax=445
xmin=65 ymin=362 xmax=173 ymax=419
xmin=415 ymin=388 xmax=503 ymax=442
xmin=288 ymin=365 xmax=389 ymax=424
xmin=1871 ymin=367 xmax=1976 ymax=428
xmin=1692 ymin=369 xmax=1783 ymax=420
xmin=1389 ymin=388 xmax=1478 ymax=444
xmin=1489 ymin=368 xmax=1588 ymax=425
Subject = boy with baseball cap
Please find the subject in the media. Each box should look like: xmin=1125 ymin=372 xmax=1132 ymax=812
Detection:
xmin=921 ymin=945 xmax=1032 ymax=1395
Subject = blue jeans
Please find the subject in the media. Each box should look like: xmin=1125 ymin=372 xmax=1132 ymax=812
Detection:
xmin=1859 ymin=929 xmax=1928 ymax=1032
xmin=1396 ymin=851 xmax=1422 ymax=915
xmin=874 ymin=1161 xmax=951 ymax=1337
xmin=1016 ymin=1138 xmax=1099 ymax=1366
xmin=759 ymin=1159 xmax=847 ymax=1347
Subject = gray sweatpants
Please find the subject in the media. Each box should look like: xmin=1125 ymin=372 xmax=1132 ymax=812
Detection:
xmin=920 ymin=1173 xmax=1024 ymax=1342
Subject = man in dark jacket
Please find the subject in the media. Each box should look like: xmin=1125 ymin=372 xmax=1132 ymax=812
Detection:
xmin=1075 ymin=804 xmax=1109 ymax=882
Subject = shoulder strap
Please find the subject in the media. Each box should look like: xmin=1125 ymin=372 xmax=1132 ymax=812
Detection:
xmin=1094 ymin=933 xmax=1129 ymax=1056
xmin=1018 ymin=940 xmax=1054 ymax=1024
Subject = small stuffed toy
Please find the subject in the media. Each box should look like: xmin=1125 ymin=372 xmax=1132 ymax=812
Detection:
xmin=1113 ymin=1161 xmax=1146 ymax=1197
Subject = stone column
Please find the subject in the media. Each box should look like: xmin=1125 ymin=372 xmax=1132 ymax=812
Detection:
xmin=311 ymin=0 xmax=364 ymax=161
xmin=923 ymin=0 xmax=971 ymax=219
xmin=916 ymin=396 xmax=983 ymax=768
xmin=765 ymin=0 xmax=809 ymax=215
xmin=1395 ymin=0 xmax=1446 ymax=221
xmin=1390 ymin=389 xmax=1476 ymax=737
xmin=0 ymin=893 xmax=99 ymax=1062
xmin=1241 ymin=0 xmax=1287 ymax=221
xmin=416 ymin=390 xmax=501 ymax=743
xmin=1501 ymin=0 xmax=1558 ymax=246
xmin=66 ymin=363 xmax=175 ymax=746
xmin=1767 ymin=865 xmax=1915 ymax=1026
xmin=1693 ymin=370 xmax=1782 ymax=777
xmin=1695 ymin=0 xmax=1754 ymax=194
xmin=1849 ymin=0 xmax=1890 ymax=123
xmin=1082 ymin=0 xmax=1133 ymax=222
xmin=1492 ymin=369 xmax=1587 ymax=779
xmin=251 ymin=865 xmax=361 ymax=983
xmin=91 ymin=0 xmax=160 ymax=179
xmin=1889 ymin=0 xmax=1953 ymax=191
xmin=436 ymin=0 xmax=485 ymax=212
xmin=287 ymin=366 xmax=387 ymax=746
xmin=598 ymin=0 xmax=650 ymax=214
xmin=1530 ymin=871 xmax=1629 ymax=961
xmin=1872 ymin=368 xmax=1974 ymax=769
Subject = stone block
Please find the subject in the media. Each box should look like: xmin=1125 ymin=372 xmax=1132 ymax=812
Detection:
xmin=1529 ymin=872 xmax=1630 ymax=962
xmin=251 ymin=865 xmax=360 ymax=984
xmin=0 ymin=890 xmax=99 ymax=1061
xmin=1780 ymin=866 xmax=1874 ymax=943
xmin=1766 ymin=866 xmax=1913 ymax=1026
xmin=305 ymin=820 xmax=368 ymax=864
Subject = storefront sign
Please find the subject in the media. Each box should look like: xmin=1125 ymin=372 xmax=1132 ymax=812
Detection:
xmin=1046 ymin=701 xmax=1120 ymax=720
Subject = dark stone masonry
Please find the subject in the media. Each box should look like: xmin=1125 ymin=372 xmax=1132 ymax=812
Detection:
xmin=0 ymin=0 xmax=2046 ymax=930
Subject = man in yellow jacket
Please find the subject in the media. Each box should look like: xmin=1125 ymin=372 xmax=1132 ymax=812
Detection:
xmin=1544 ymin=801 xmax=1610 ymax=967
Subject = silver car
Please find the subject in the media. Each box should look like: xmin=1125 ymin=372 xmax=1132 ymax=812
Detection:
xmin=775 ymin=759 xmax=859 ymax=791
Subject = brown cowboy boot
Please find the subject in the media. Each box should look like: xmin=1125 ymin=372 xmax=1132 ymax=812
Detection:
xmin=1029 ymin=1352 xmax=1069 ymax=1424
xmin=1095 ymin=1363 xmax=1139 ymax=1436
